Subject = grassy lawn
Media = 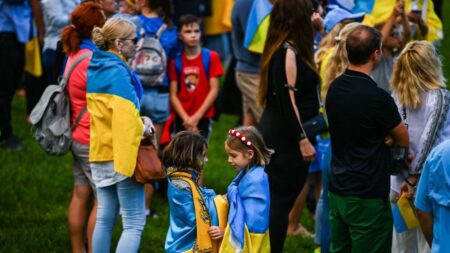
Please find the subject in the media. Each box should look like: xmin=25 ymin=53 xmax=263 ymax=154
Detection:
xmin=1 ymin=5 xmax=449 ymax=252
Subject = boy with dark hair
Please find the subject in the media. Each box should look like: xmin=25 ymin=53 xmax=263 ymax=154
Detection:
xmin=168 ymin=15 xmax=224 ymax=139
xmin=326 ymin=25 xmax=409 ymax=253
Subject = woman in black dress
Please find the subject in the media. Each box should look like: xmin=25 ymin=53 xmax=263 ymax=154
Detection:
xmin=257 ymin=0 xmax=320 ymax=251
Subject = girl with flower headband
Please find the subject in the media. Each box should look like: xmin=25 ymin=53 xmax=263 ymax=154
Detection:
xmin=220 ymin=126 xmax=273 ymax=252
xmin=162 ymin=131 xmax=228 ymax=253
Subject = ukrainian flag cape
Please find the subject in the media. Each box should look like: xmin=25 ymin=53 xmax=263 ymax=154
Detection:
xmin=364 ymin=0 xmax=442 ymax=43
xmin=330 ymin=0 xmax=442 ymax=43
xmin=219 ymin=165 xmax=270 ymax=253
xmin=165 ymin=168 xmax=228 ymax=253
xmin=392 ymin=193 xmax=419 ymax=233
xmin=86 ymin=50 xmax=143 ymax=177
xmin=243 ymin=0 xmax=272 ymax=54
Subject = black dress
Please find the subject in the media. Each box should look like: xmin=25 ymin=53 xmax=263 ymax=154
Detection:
xmin=258 ymin=44 xmax=320 ymax=253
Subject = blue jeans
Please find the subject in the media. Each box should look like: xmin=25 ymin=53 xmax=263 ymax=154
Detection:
xmin=314 ymin=136 xmax=332 ymax=252
xmin=93 ymin=178 xmax=146 ymax=253
xmin=140 ymin=88 xmax=170 ymax=124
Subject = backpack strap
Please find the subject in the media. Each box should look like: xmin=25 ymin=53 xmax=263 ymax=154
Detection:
xmin=174 ymin=52 xmax=183 ymax=85
xmin=61 ymin=52 xmax=92 ymax=90
xmin=63 ymin=52 xmax=92 ymax=129
xmin=201 ymin=48 xmax=211 ymax=80
xmin=154 ymin=23 xmax=167 ymax=39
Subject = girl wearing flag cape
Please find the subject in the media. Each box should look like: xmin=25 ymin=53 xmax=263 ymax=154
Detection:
xmin=220 ymin=126 xmax=272 ymax=252
xmin=163 ymin=131 xmax=228 ymax=253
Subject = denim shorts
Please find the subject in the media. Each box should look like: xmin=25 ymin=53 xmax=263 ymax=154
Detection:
xmin=71 ymin=141 xmax=96 ymax=192
xmin=140 ymin=88 xmax=170 ymax=124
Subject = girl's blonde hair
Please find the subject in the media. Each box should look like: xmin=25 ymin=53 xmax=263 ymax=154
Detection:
xmin=391 ymin=41 xmax=446 ymax=109
xmin=225 ymin=126 xmax=273 ymax=167
xmin=92 ymin=16 xmax=136 ymax=51
xmin=322 ymin=22 xmax=361 ymax=101
xmin=315 ymin=22 xmax=347 ymax=68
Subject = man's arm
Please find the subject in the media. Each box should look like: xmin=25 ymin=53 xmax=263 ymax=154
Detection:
xmin=30 ymin=0 xmax=45 ymax=44
xmin=389 ymin=122 xmax=409 ymax=148
xmin=416 ymin=209 xmax=433 ymax=246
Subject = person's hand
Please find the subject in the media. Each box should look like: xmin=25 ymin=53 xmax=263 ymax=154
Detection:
xmin=183 ymin=115 xmax=201 ymax=132
xmin=141 ymin=116 xmax=155 ymax=137
xmin=384 ymin=135 xmax=394 ymax=147
xmin=208 ymin=226 xmax=225 ymax=240
xmin=394 ymin=1 xmax=405 ymax=16
xmin=299 ymin=138 xmax=316 ymax=162
xmin=407 ymin=11 xmax=422 ymax=24
xmin=400 ymin=175 xmax=418 ymax=199
xmin=311 ymin=12 xmax=324 ymax=33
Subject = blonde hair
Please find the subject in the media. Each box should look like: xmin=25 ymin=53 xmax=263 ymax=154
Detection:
xmin=92 ymin=16 xmax=136 ymax=51
xmin=322 ymin=22 xmax=361 ymax=101
xmin=315 ymin=22 xmax=346 ymax=68
xmin=391 ymin=41 xmax=446 ymax=109
xmin=225 ymin=126 xmax=273 ymax=167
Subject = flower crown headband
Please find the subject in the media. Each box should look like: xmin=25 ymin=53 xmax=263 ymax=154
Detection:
xmin=229 ymin=129 xmax=255 ymax=150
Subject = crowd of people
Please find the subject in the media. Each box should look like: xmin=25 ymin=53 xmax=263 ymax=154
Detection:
xmin=1 ymin=0 xmax=449 ymax=253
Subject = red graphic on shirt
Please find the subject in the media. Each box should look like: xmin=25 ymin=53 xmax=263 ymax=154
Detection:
xmin=183 ymin=66 xmax=200 ymax=92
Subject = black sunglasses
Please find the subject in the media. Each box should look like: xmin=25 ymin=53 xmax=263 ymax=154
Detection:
xmin=121 ymin=37 xmax=138 ymax=44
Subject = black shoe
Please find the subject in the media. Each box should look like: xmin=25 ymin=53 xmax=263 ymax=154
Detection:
xmin=0 ymin=135 xmax=25 ymax=150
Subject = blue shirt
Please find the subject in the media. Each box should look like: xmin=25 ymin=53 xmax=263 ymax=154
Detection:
xmin=41 ymin=0 xmax=80 ymax=51
xmin=0 ymin=0 xmax=33 ymax=43
xmin=231 ymin=0 xmax=261 ymax=74
xmin=415 ymin=140 xmax=450 ymax=253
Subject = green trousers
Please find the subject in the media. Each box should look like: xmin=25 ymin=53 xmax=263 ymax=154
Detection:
xmin=329 ymin=192 xmax=393 ymax=253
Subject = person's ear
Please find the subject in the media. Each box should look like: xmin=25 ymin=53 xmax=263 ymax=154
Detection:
xmin=247 ymin=149 xmax=255 ymax=160
xmin=373 ymin=48 xmax=382 ymax=61
xmin=114 ymin=38 xmax=120 ymax=48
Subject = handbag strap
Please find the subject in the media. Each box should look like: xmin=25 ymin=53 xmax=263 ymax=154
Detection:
xmin=283 ymin=41 xmax=307 ymax=139
xmin=316 ymin=84 xmax=324 ymax=111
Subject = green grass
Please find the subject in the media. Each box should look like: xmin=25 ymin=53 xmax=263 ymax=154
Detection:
xmin=1 ymin=3 xmax=449 ymax=252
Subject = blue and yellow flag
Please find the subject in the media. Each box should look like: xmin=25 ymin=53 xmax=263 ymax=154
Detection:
xmin=243 ymin=0 xmax=272 ymax=54
xmin=219 ymin=166 xmax=270 ymax=252
xmin=87 ymin=50 xmax=143 ymax=177
xmin=24 ymin=37 xmax=42 ymax=77
xmin=329 ymin=0 xmax=443 ymax=43
xmin=392 ymin=193 xmax=419 ymax=233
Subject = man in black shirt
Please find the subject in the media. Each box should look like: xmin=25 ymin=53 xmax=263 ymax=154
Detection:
xmin=325 ymin=25 xmax=409 ymax=253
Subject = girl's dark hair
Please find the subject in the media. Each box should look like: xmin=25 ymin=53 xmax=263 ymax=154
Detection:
xmin=149 ymin=0 xmax=173 ymax=26
xmin=258 ymin=0 xmax=317 ymax=106
xmin=61 ymin=2 xmax=106 ymax=55
xmin=225 ymin=126 xmax=273 ymax=167
xmin=162 ymin=131 xmax=207 ymax=172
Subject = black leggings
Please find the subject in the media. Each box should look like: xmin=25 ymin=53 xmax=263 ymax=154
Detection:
xmin=266 ymin=151 xmax=309 ymax=253
xmin=0 ymin=33 xmax=24 ymax=139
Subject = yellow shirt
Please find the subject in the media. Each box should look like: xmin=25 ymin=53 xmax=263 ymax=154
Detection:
xmin=204 ymin=0 xmax=234 ymax=35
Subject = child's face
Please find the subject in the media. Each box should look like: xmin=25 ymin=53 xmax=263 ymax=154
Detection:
xmin=198 ymin=145 xmax=208 ymax=168
xmin=224 ymin=143 xmax=254 ymax=172
xmin=119 ymin=0 xmax=136 ymax=15
xmin=179 ymin=23 xmax=201 ymax=48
